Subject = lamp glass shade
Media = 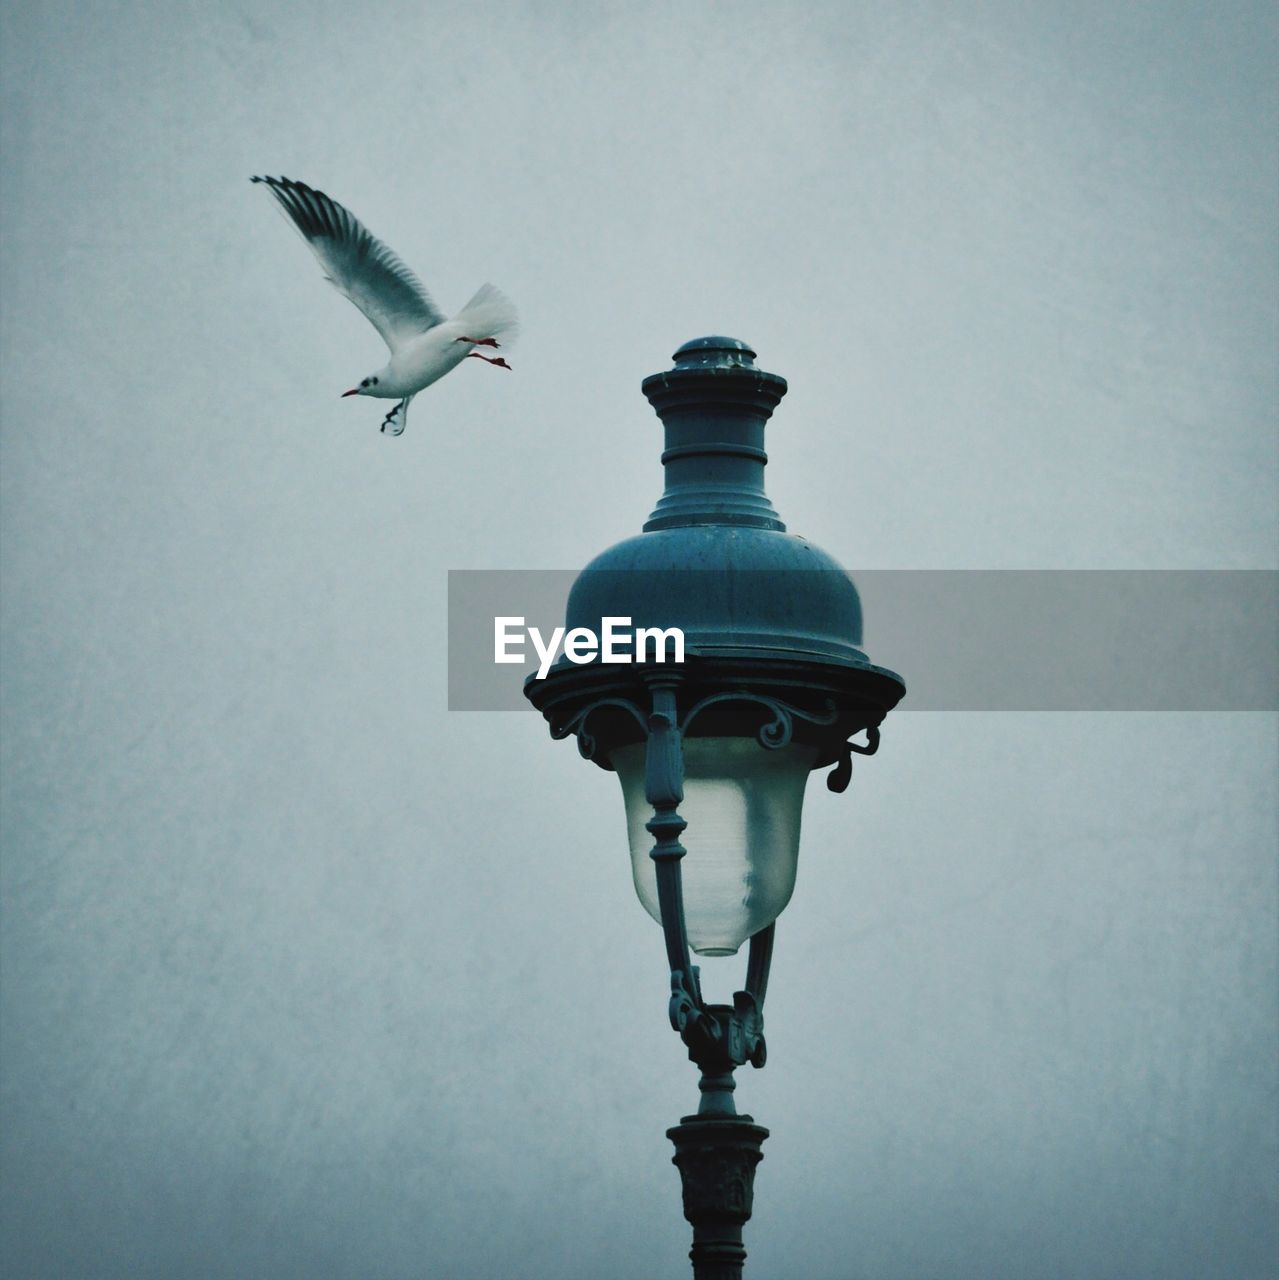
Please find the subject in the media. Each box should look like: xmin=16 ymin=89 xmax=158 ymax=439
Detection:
xmin=611 ymin=737 xmax=818 ymax=956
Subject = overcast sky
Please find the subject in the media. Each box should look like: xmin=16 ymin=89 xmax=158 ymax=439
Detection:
xmin=1 ymin=3 xmax=1275 ymax=1278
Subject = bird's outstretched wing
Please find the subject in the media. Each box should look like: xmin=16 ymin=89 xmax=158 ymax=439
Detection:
xmin=252 ymin=176 xmax=445 ymax=351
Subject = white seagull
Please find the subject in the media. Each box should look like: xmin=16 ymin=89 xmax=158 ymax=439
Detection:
xmin=252 ymin=175 xmax=517 ymax=437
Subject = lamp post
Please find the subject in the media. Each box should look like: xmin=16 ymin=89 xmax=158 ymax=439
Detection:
xmin=525 ymin=337 xmax=905 ymax=1278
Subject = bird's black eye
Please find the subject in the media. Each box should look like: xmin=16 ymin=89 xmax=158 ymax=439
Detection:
xmin=372 ymin=377 xmax=378 ymax=385
xmin=361 ymin=379 xmax=369 ymax=388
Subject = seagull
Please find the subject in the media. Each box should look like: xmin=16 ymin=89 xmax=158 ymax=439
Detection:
xmin=251 ymin=176 xmax=517 ymax=437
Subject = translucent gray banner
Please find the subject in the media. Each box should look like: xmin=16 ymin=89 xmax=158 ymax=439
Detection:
xmin=447 ymin=570 xmax=1278 ymax=711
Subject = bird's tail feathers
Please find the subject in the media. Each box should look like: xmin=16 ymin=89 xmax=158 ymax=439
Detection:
xmin=455 ymin=283 xmax=519 ymax=347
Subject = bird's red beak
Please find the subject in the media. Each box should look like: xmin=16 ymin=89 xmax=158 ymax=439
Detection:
xmin=341 ymin=388 xmax=360 ymax=398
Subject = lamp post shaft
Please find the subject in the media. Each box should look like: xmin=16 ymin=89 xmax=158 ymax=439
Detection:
xmin=669 ymin=1110 xmax=769 ymax=1280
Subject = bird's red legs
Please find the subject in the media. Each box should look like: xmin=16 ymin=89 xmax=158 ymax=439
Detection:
xmin=455 ymin=336 xmax=501 ymax=348
xmin=467 ymin=352 xmax=511 ymax=370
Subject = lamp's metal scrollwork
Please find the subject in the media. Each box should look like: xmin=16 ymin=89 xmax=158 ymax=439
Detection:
xmin=825 ymin=723 xmax=881 ymax=793
xmin=679 ymin=690 xmax=839 ymax=748
xmin=549 ymin=696 xmax=646 ymax=762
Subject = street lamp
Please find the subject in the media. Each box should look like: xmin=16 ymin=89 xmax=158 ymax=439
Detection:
xmin=525 ymin=337 xmax=905 ymax=1278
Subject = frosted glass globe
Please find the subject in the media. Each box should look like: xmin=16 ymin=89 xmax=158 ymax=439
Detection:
xmin=611 ymin=737 xmax=818 ymax=956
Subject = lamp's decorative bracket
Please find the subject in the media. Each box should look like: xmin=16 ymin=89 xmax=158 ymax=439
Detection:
xmin=680 ymin=691 xmax=839 ymax=750
xmin=640 ymin=679 xmax=782 ymax=1083
xmin=549 ymin=696 xmax=647 ymax=762
xmin=825 ymin=724 xmax=881 ymax=793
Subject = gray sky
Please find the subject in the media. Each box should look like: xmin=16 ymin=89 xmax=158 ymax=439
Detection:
xmin=2 ymin=3 xmax=1275 ymax=1278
